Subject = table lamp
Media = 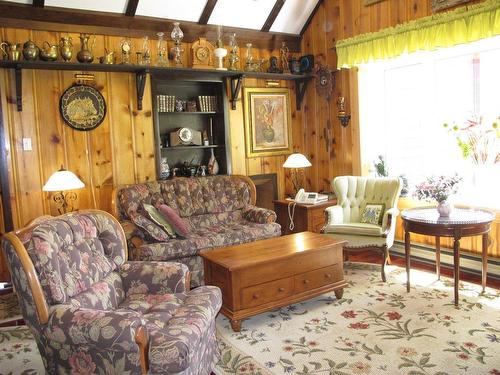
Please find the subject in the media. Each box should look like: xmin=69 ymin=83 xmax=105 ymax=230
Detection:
xmin=283 ymin=153 xmax=312 ymax=195
xmin=43 ymin=166 xmax=85 ymax=214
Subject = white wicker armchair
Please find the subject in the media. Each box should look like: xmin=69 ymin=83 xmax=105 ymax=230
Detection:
xmin=322 ymin=176 xmax=402 ymax=281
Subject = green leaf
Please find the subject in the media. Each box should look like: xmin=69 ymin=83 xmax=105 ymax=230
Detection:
xmin=398 ymin=363 xmax=414 ymax=368
xmin=281 ymin=357 xmax=293 ymax=365
xmin=309 ymin=361 xmax=322 ymax=370
xmin=222 ymin=350 xmax=231 ymax=365
xmin=419 ymin=356 xmax=429 ymax=365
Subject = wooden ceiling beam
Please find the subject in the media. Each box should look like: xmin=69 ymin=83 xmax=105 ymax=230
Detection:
xmin=125 ymin=0 xmax=139 ymax=17
xmin=0 ymin=1 xmax=301 ymax=51
xmin=32 ymin=0 xmax=44 ymax=8
xmin=198 ymin=0 xmax=217 ymax=25
xmin=261 ymin=0 xmax=285 ymax=32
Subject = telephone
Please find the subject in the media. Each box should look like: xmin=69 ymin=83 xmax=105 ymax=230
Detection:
xmin=287 ymin=189 xmax=328 ymax=231
xmin=293 ymin=188 xmax=328 ymax=205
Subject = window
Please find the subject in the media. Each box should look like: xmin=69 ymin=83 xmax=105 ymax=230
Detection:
xmin=358 ymin=36 xmax=500 ymax=209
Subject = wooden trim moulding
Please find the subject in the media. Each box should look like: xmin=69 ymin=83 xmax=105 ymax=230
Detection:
xmin=125 ymin=0 xmax=139 ymax=17
xmin=300 ymin=0 xmax=324 ymax=36
xmin=261 ymin=0 xmax=286 ymax=32
xmin=198 ymin=0 xmax=217 ymax=25
xmin=0 ymin=1 xmax=301 ymax=52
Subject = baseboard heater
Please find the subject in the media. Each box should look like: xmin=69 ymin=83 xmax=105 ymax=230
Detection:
xmin=390 ymin=241 xmax=500 ymax=281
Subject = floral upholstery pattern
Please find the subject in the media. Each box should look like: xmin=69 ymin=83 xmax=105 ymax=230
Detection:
xmin=2 ymin=210 xmax=222 ymax=375
xmin=116 ymin=176 xmax=281 ymax=287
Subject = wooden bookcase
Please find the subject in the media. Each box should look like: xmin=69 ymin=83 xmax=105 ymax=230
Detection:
xmin=151 ymin=75 xmax=231 ymax=177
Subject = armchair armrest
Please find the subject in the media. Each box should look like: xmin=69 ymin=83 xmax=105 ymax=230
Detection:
xmin=325 ymin=205 xmax=344 ymax=225
xmin=121 ymin=220 xmax=145 ymax=249
xmin=382 ymin=208 xmax=400 ymax=233
xmin=243 ymin=205 xmax=277 ymax=224
xmin=45 ymin=306 xmax=143 ymax=348
xmin=120 ymin=261 xmax=190 ymax=296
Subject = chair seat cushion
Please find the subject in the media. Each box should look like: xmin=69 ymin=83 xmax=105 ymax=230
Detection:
xmin=118 ymin=293 xmax=186 ymax=315
xmin=324 ymin=222 xmax=383 ymax=237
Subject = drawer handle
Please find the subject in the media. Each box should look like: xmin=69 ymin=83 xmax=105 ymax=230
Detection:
xmin=278 ymin=287 xmax=285 ymax=292
xmin=303 ymin=279 xmax=310 ymax=284
xmin=325 ymin=273 xmax=332 ymax=278
xmin=253 ymin=294 xmax=260 ymax=299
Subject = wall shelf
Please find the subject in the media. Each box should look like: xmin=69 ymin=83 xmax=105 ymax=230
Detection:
xmin=0 ymin=60 xmax=313 ymax=112
xmin=159 ymin=111 xmax=220 ymax=115
xmin=161 ymin=145 xmax=220 ymax=150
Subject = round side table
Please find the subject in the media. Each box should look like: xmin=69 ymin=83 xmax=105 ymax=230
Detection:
xmin=401 ymin=207 xmax=494 ymax=306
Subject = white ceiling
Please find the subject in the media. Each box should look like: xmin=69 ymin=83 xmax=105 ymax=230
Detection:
xmin=3 ymin=0 xmax=320 ymax=35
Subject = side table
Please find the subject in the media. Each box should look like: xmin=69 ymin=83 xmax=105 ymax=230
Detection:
xmin=401 ymin=207 xmax=494 ymax=306
xmin=273 ymin=199 xmax=337 ymax=235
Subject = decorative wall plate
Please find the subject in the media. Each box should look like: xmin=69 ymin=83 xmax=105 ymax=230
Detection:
xmin=60 ymin=84 xmax=106 ymax=131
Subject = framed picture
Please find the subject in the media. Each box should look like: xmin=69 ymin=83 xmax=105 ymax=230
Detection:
xmin=431 ymin=0 xmax=472 ymax=12
xmin=243 ymin=87 xmax=293 ymax=158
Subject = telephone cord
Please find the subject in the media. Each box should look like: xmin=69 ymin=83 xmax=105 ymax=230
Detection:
xmin=287 ymin=201 xmax=296 ymax=231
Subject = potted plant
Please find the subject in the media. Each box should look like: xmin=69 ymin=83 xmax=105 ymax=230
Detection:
xmin=413 ymin=174 xmax=462 ymax=217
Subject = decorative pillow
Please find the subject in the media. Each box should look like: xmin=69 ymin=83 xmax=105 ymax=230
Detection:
xmin=360 ymin=203 xmax=385 ymax=225
xmin=130 ymin=213 xmax=170 ymax=242
xmin=143 ymin=203 xmax=176 ymax=238
xmin=157 ymin=204 xmax=189 ymax=238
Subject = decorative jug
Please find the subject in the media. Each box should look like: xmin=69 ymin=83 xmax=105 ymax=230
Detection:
xmin=22 ymin=40 xmax=39 ymax=61
xmin=0 ymin=42 xmax=22 ymax=61
xmin=77 ymin=34 xmax=95 ymax=63
xmin=99 ymin=49 xmax=115 ymax=64
xmin=40 ymin=41 xmax=58 ymax=61
xmin=59 ymin=36 xmax=73 ymax=62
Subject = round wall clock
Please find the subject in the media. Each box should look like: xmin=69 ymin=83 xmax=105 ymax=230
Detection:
xmin=178 ymin=127 xmax=193 ymax=144
xmin=60 ymin=84 xmax=106 ymax=131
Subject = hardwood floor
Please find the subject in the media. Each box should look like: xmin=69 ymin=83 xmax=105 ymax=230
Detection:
xmin=350 ymin=250 xmax=500 ymax=290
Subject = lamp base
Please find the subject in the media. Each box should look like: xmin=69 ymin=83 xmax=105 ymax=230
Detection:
xmin=53 ymin=191 xmax=78 ymax=215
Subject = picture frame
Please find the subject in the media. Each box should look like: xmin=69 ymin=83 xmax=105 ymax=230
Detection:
xmin=243 ymin=87 xmax=293 ymax=158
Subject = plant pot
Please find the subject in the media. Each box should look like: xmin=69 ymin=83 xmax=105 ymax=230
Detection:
xmin=437 ymin=201 xmax=453 ymax=217
xmin=262 ymin=127 xmax=275 ymax=142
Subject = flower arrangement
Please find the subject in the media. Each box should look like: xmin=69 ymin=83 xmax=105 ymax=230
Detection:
xmin=413 ymin=175 xmax=462 ymax=203
xmin=443 ymin=115 xmax=500 ymax=165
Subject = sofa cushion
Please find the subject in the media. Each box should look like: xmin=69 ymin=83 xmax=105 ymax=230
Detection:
xmin=143 ymin=203 xmax=176 ymax=238
xmin=130 ymin=213 xmax=170 ymax=242
xmin=157 ymin=204 xmax=189 ymax=237
xmin=118 ymin=292 xmax=186 ymax=316
xmin=130 ymin=220 xmax=282 ymax=262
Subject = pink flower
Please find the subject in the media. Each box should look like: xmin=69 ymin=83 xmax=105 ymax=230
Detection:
xmin=443 ymin=315 xmax=452 ymax=320
xmin=489 ymin=369 xmax=500 ymax=375
xmin=398 ymin=347 xmax=417 ymax=357
xmin=68 ymin=351 xmax=96 ymax=375
xmin=93 ymin=282 xmax=110 ymax=295
xmin=308 ymin=341 xmax=318 ymax=347
xmin=349 ymin=322 xmax=369 ymax=329
xmin=458 ymin=353 xmax=470 ymax=360
xmin=386 ymin=311 xmax=402 ymax=320
xmin=341 ymin=310 xmax=357 ymax=319
xmin=463 ymin=342 xmax=476 ymax=348
xmin=71 ymin=310 xmax=104 ymax=326
xmin=33 ymin=237 xmax=52 ymax=257
xmin=145 ymin=294 xmax=173 ymax=305
xmin=310 ymin=318 xmax=321 ymax=324
xmin=349 ymin=361 xmax=371 ymax=374
xmin=283 ymin=345 xmax=294 ymax=352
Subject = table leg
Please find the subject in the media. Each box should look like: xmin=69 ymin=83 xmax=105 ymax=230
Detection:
xmin=482 ymin=233 xmax=489 ymax=292
xmin=334 ymin=288 xmax=344 ymax=299
xmin=435 ymin=236 xmax=441 ymax=280
xmin=405 ymin=229 xmax=411 ymax=292
xmin=453 ymin=237 xmax=460 ymax=306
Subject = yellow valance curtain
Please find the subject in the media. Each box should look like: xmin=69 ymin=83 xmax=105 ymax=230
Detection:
xmin=336 ymin=0 xmax=500 ymax=69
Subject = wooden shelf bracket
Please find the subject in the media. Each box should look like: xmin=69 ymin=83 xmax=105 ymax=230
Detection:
xmin=135 ymin=69 xmax=147 ymax=111
xmin=295 ymin=77 xmax=309 ymax=110
xmin=229 ymin=74 xmax=244 ymax=110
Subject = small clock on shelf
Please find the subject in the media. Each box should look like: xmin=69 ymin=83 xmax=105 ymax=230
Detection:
xmin=191 ymin=38 xmax=215 ymax=69
xmin=170 ymin=127 xmax=203 ymax=146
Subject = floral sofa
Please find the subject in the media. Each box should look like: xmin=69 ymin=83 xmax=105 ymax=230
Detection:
xmin=2 ymin=210 xmax=222 ymax=374
xmin=113 ymin=175 xmax=281 ymax=287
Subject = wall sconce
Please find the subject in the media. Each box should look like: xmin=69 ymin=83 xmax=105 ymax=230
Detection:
xmin=337 ymin=96 xmax=351 ymax=127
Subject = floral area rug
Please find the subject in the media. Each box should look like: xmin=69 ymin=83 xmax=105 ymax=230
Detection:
xmin=214 ymin=263 xmax=500 ymax=375
xmin=0 ymin=263 xmax=498 ymax=375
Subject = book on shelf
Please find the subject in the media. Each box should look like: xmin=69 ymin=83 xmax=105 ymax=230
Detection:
xmin=157 ymin=95 xmax=175 ymax=112
xmin=197 ymin=95 xmax=217 ymax=112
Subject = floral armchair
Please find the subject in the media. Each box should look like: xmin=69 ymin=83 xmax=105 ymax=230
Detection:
xmin=2 ymin=209 xmax=222 ymax=374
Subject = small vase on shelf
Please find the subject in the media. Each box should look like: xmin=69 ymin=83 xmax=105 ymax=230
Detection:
xmin=208 ymin=149 xmax=219 ymax=175
xmin=160 ymin=157 xmax=170 ymax=180
xmin=437 ymin=200 xmax=453 ymax=217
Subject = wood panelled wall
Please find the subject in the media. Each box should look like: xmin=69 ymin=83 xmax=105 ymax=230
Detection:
xmin=299 ymin=0 xmax=498 ymax=259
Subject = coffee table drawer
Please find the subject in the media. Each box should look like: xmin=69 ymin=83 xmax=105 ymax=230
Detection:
xmin=294 ymin=265 xmax=341 ymax=293
xmin=241 ymin=277 xmax=294 ymax=308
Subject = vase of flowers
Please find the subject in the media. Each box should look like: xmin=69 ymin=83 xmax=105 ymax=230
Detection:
xmin=413 ymin=175 xmax=462 ymax=217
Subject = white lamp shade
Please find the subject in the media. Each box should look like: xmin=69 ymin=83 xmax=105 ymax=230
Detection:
xmin=283 ymin=153 xmax=312 ymax=168
xmin=43 ymin=169 xmax=85 ymax=192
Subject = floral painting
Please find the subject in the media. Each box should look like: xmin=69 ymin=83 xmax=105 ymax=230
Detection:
xmin=244 ymin=88 xmax=292 ymax=157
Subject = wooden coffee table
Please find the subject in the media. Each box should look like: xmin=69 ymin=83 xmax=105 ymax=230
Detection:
xmin=200 ymin=231 xmax=347 ymax=331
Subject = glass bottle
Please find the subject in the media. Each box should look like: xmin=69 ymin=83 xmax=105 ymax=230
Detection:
xmin=228 ymin=33 xmax=239 ymax=71
xmin=156 ymin=32 xmax=168 ymax=67
xmin=245 ymin=43 xmax=254 ymax=71
xmin=171 ymin=22 xmax=184 ymax=67
xmin=142 ymin=36 xmax=151 ymax=65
